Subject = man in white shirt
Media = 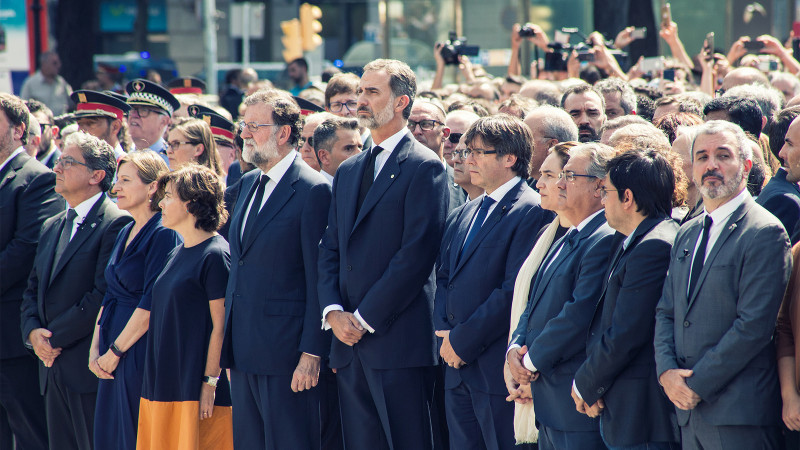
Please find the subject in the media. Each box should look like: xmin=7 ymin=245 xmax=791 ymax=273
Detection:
xmin=313 ymin=116 xmax=363 ymax=183
xmin=20 ymin=51 xmax=72 ymax=115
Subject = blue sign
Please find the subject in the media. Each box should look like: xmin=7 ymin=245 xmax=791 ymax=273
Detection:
xmin=100 ymin=0 xmax=167 ymax=33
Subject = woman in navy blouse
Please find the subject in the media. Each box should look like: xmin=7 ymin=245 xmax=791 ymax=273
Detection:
xmin=88 ymin=150 xmax=180 ymax=450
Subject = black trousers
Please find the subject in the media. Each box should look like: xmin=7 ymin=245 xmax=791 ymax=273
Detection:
xmin=0 ymin=356 xmax=48 ymax=450
xmin=43 ymin=370 xmax=96 ymax=450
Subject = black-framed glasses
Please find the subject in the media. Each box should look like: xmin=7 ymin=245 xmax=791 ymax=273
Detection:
xmin=600 ymin=187 xmax=619 ymax=198
xmin=167 ymin=140 xmax=197 ymax=150
xmin=329 ymin=101 xmax=357 ymax=113
xmin=54 ymin=156 xmax=91 ymax=169
xmin=558 ymin=170 xmax=597 ymax=182
xmin=447 ymin=132 xmax=463 ymax=144
xmin=407 ymin=119 xmax=443 ymax=132
xmin=39 ymin=123 xmax=52 ymax=133
xmin=238 ymin=121 xmax=281 ymax=133
xmin=130 ymin=107 xmax=165 ymax=119
xmin=463 ymin=147 xmax=498 ymax=158
xmin=298 ymin=136 xmax=314 ymax=148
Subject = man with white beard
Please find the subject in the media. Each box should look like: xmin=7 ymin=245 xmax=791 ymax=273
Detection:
xmin=219 ymin=89 xmax=332 ymax=450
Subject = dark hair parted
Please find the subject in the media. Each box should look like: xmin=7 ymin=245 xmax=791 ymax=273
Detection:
xmin=324 ymin=73 xmax=360 ymax=108
xmin=463 ymin=114 xmax=532 ymax=178
xmin=157 ymin=164 xmax=228 ymax=232
xmin=313 ymin=116 xmax=359 ymax=156
xmin=63 ymin=132 xmax=117 ymax=192
xmin=560 ymin=84 xmax=605 ymax=111
xmin=607 ymin=150 xmax=675 ymax=218
xmin=363 ymin=59 xmax=416 ymax=120
xmin=116 ymin=150 xmax=169 ymax=212
xmin=769 ymin=107 xmax=800 ymax=162
xmin=243 ymin=89 xmax=302 ymax=146
xmin=0 ymin=93 xmax=29 ymax=146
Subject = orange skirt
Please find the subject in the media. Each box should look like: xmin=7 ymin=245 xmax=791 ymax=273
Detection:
xmin=136 ymin=398 xmax=233 ymax=450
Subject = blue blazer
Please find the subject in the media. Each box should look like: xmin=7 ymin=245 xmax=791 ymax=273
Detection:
xmin=221 ymin=154 xmax=332 ymax=375
xmin=318 ymin=131 xmax=448 ymax=370
xmin=434 ymin=179 xmax=552 ymax=395
xmin=756 ymin=167 xmax=800 ymax=242
xmin=574 ymin=216 xmax=679 ymax=447
xmin=509 ymin=211 xmax=615 ymax=432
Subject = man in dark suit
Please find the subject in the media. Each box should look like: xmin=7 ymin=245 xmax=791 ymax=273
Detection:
xmin=655 ymin=121 xmax=792 ymax=449
xmin=0 ymin=94 xmax=62 ymax=450
xmin=318 ymin=59 xmax=448 ymax=450
xmin=434 ymin=115 xmax=553 ymax=449
xmin=220 ymin=89 xmax=331 ymax=450
xmin=408 ymin=97 xmax=467 ymax=212
xmin=758 ymin=114 xmax=800 ymax=241
xmin=20 ymin=132 xmax=131 ymax=450
xmin=507 ymin=142 xmax=616 ymax=449
xmin=572 ymin=150 xmax=680 ymax=449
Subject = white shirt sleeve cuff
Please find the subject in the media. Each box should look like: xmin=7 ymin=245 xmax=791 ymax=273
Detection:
xmin=321 ymin=305 xmax=344 ymax=330
xmin=354 ymin=309 xmax=375 ymax=333
xmin=506 ymin=343 xmax=521 ymax=360
xmin=523 ymin=352 xmax=537 ymax=372
xmin=572 ymin=379 xmax=583 ymax=400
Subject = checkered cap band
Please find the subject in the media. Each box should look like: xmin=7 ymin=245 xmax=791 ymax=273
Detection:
xmin=127 ymin=91 xmax=174 ymax=115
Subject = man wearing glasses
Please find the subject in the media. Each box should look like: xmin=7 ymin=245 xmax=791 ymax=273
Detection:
xmin=71 ymin=90 xmax=132 ymax=161
xmin=324 ymin=73 xmax=373 ymax=149
xmin=443 ymin=110 xmax=480 ymax=168
xmin=408 ymin=98 xmax=467 ymax=212
xmin=507 ymin=143 xmax=616 ymax=450
xmin=124 ymin=79 xmax=180 ymax=166
xmin=523 ymin=105 xmax=579 ymax=188
xmin=25 ymin=99 xmax=61 ymax=169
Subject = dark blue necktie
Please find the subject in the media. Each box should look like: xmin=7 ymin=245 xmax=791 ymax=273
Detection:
xmin=51 ymin=208 xmax=78 ymax=280
xmin=459 ymin=196 xmax=496 ymax=261
xmin=357 ymin=146 xmax=384 ymax=213
xmin=689 ymin=215 xmax=713 ymax=296
xmin=242 ymin=174 xmax=269 ymax=244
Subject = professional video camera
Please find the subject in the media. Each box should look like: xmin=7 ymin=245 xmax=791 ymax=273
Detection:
xmin=439 ymin=32 xmax=480 ymax=65
xmin=542 ymin=28 xmax=628 ymax=72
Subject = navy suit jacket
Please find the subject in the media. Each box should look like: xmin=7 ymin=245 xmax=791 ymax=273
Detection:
xmin=655 ymin=195 xmax=791 ymax=427
xmin=509 ymin=211 xmax=615 ymax=432
xmin=574 ymin=216 xmax=679 ymax=447
xmin=221 ymin=154 xmax=332 ymax=375
xmin=434 ymin=180 xmax=552 ymax=395
xmin=20 ymin=194 xmax=131 ymax=393
xmin=318 ymin=131 xmax=448 ymax=370
xmin=756 ymin=167 xmax=800 ymax=242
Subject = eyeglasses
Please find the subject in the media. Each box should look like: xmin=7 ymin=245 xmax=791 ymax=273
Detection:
xmin=407 ymin=119 xmax=443 ymax=132
xmin=130 ymin=107 xmax=165 ymax=119
xmin=238 ymin=121 xmax=281 ymax=133
xmin=600 ymin=187 xmax=619 ymax=198
xmin=453 ymin=147 xmax=498 ymax=159
xmin=298 ymin=136 xmax=314 ymax=148
xmin=39 ymin=123 xmax=52 ymax=133
xmin=54 ymin=156 xmax=91 ymax=169
xmin=447 ymin=133 xmax=463 ymax=144
xmin=167 ymin=140 xmax=197 ymax=150
xmin=558 ymin=171 xmax=597 ymax=182
xmin=329 ymin=101 xmax=357 ymax=113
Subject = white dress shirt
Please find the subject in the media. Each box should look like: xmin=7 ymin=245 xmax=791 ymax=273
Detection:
xmin=68 ymin=192 xmax=104 ymax=240
xmin=239 ymin=150 xmax=297 ymax=240
xmin=460 ymin=176 xmax=521 ymax=251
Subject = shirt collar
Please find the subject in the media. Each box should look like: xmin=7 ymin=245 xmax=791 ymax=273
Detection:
xmin=71 ymin=192 xmax=104 ymax=223
xmin=484 ymin=176 xmax=521 ymax=204
xmin=262 ymin=149 xmax=297 ymax=184
xmin=0 ymin=146 xmax=26 ymax=173
xmin=703 ymin=188 xmax=749 ymax=226
xmin=372 ymin=127 xmax=408 ymax=155
xmin=320 ymin=170 xmax=334 ymax=183
xmin=574 ymin=209 xmax=605 ymax=232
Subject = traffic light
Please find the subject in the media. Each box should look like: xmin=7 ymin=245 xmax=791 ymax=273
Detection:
xmin=281 ymin=19 xmax=303 ymax=63
xmin=299 ymin=3 xmax=322 ymax=51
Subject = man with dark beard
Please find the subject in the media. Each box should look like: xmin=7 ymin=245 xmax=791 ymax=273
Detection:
xmin=561 ymin=84 xmax=607 ymax=143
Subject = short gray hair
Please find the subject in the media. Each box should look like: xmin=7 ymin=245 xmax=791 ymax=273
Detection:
xmin=63 ymin=132 xmax=117 ymax=192
xmin=568 ymin=142 xmax=617 ymax=179
xmin=687 ymin=120 xmax=753 ymax=162
xmin=527 ymin=105 xmax=579 ymax=142
xmin=594 ymin=78 xmax=637 ymax=114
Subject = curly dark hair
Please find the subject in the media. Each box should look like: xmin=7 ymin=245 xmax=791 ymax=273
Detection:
xmin=157 ymin=164 xmax=228 ymax=232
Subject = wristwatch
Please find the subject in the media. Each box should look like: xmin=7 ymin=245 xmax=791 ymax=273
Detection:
xmin=202 ymin=375 xmax=219 ymax=388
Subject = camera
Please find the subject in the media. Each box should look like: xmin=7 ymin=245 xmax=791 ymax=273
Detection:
xmin=519 ymin=25 xmax=536 ymax=38
xmin=439 ymin=32 xmax=481 ymax=65
xmin=542 ymin=28 xmax=628 ymax=72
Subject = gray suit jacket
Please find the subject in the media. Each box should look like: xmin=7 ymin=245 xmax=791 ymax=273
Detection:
xmin=654 ymin=194 xmax=791 ymax=427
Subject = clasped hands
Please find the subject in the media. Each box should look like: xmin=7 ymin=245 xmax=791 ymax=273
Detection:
xmin=435 ymin=330 xmax=465 ymax=369
xmin=29 ymin=328 xmax=61 ymax=368
xmin=327 ymin=310 xmax=366 ymax=346
xmin=659 ymin=368 xmax=701 ymax=410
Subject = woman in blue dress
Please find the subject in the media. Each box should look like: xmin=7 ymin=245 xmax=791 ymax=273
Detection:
xmin=89 ymin=151 xmax=180 ymax=450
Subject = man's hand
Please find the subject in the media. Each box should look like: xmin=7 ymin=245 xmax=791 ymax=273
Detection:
xmin=291 ymin=353 xmax=321 ymax=392
xmin=504 ymin=363 xmax=531 ymax=404
xmin=614 ymin=26 xmax=637 ymax=49
xmin=659 ymin=369 xmax=701 ymax=410
xmin=434 ymin=42 xmax=445 ymax=68
xmin=29 ymin=328 xmax=61 ymax=368
xmin=435 ymin=330 xmax=465 ymax=369
xmin=584 ymin=399 xmax=605 ymax=418
xmin=727 ymin=36 xmax=749 ymax=63
xmin=659 ymin=21 xmax=680 ymax=45
xmin=571 ymin=384 xmax=587 ymax=414
xmin=326 ymin=310 xmax=366 ymax=346
xmin=507 ymin=345 xmax=537 ymax=385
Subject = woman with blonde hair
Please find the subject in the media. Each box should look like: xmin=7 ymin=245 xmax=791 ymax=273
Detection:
xmin=166 ymin=117 xmax=224 ymax=177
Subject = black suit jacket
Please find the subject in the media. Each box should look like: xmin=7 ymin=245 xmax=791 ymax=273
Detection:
xmin=574 ymin=216 xmax=679 ymax=447
xmin=756 ymin=167 xmax=800 ymax=242
xmin=20 ymin=193 xmax=131 ymax=393
xmin=0 ymin=152 xmax=63 ymax=359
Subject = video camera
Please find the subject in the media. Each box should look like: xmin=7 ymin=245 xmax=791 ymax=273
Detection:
xmin=542 ymin=28 xmax=628 ymax=72
xmin=439 ymin=32 xmax=480 ymax=65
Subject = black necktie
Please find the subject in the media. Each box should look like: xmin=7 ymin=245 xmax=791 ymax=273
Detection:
xmin=459 ymin=196 xmax=496 ymax=262
xmin=51 ymin=209 xmax=78 ymax=279
xmin=357 ymin=146 xmax=384 ymax=212
xmin=689 ymin=215 xmax=714 ymax=296
xmin=242 ymin=174 xmax=269 ymax=244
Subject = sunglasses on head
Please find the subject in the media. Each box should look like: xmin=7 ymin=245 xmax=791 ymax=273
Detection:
xmin=447 ymin=133 xmax=463 ymax=144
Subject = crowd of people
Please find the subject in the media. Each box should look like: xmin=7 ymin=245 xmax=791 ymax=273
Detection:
xmin=8 ymin=13 xmax=800 ymax=450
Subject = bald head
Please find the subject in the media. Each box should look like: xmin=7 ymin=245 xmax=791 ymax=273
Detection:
xmin=443 ymin=110 xmax=480 ymax=166
xmin=721 ymin=67 xmax=769 ymax=92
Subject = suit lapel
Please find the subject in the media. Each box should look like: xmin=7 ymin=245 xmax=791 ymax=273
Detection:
xmin=50 ymin=195 xmax=107 ymax=283
xmin=0 ymin=152 xmax=28 ymax=190
xmin=231 ymin=172 xmax=259 ymax=253
xmin=241 ymin=157 xmax=299 ymax=254
xmin=351 ymin=134 xmax=410 ymax=232
xmin=687 ymin=199 xmax=751 ymax=310
xmin=449 ymin=200 xmax=478 ymax=273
